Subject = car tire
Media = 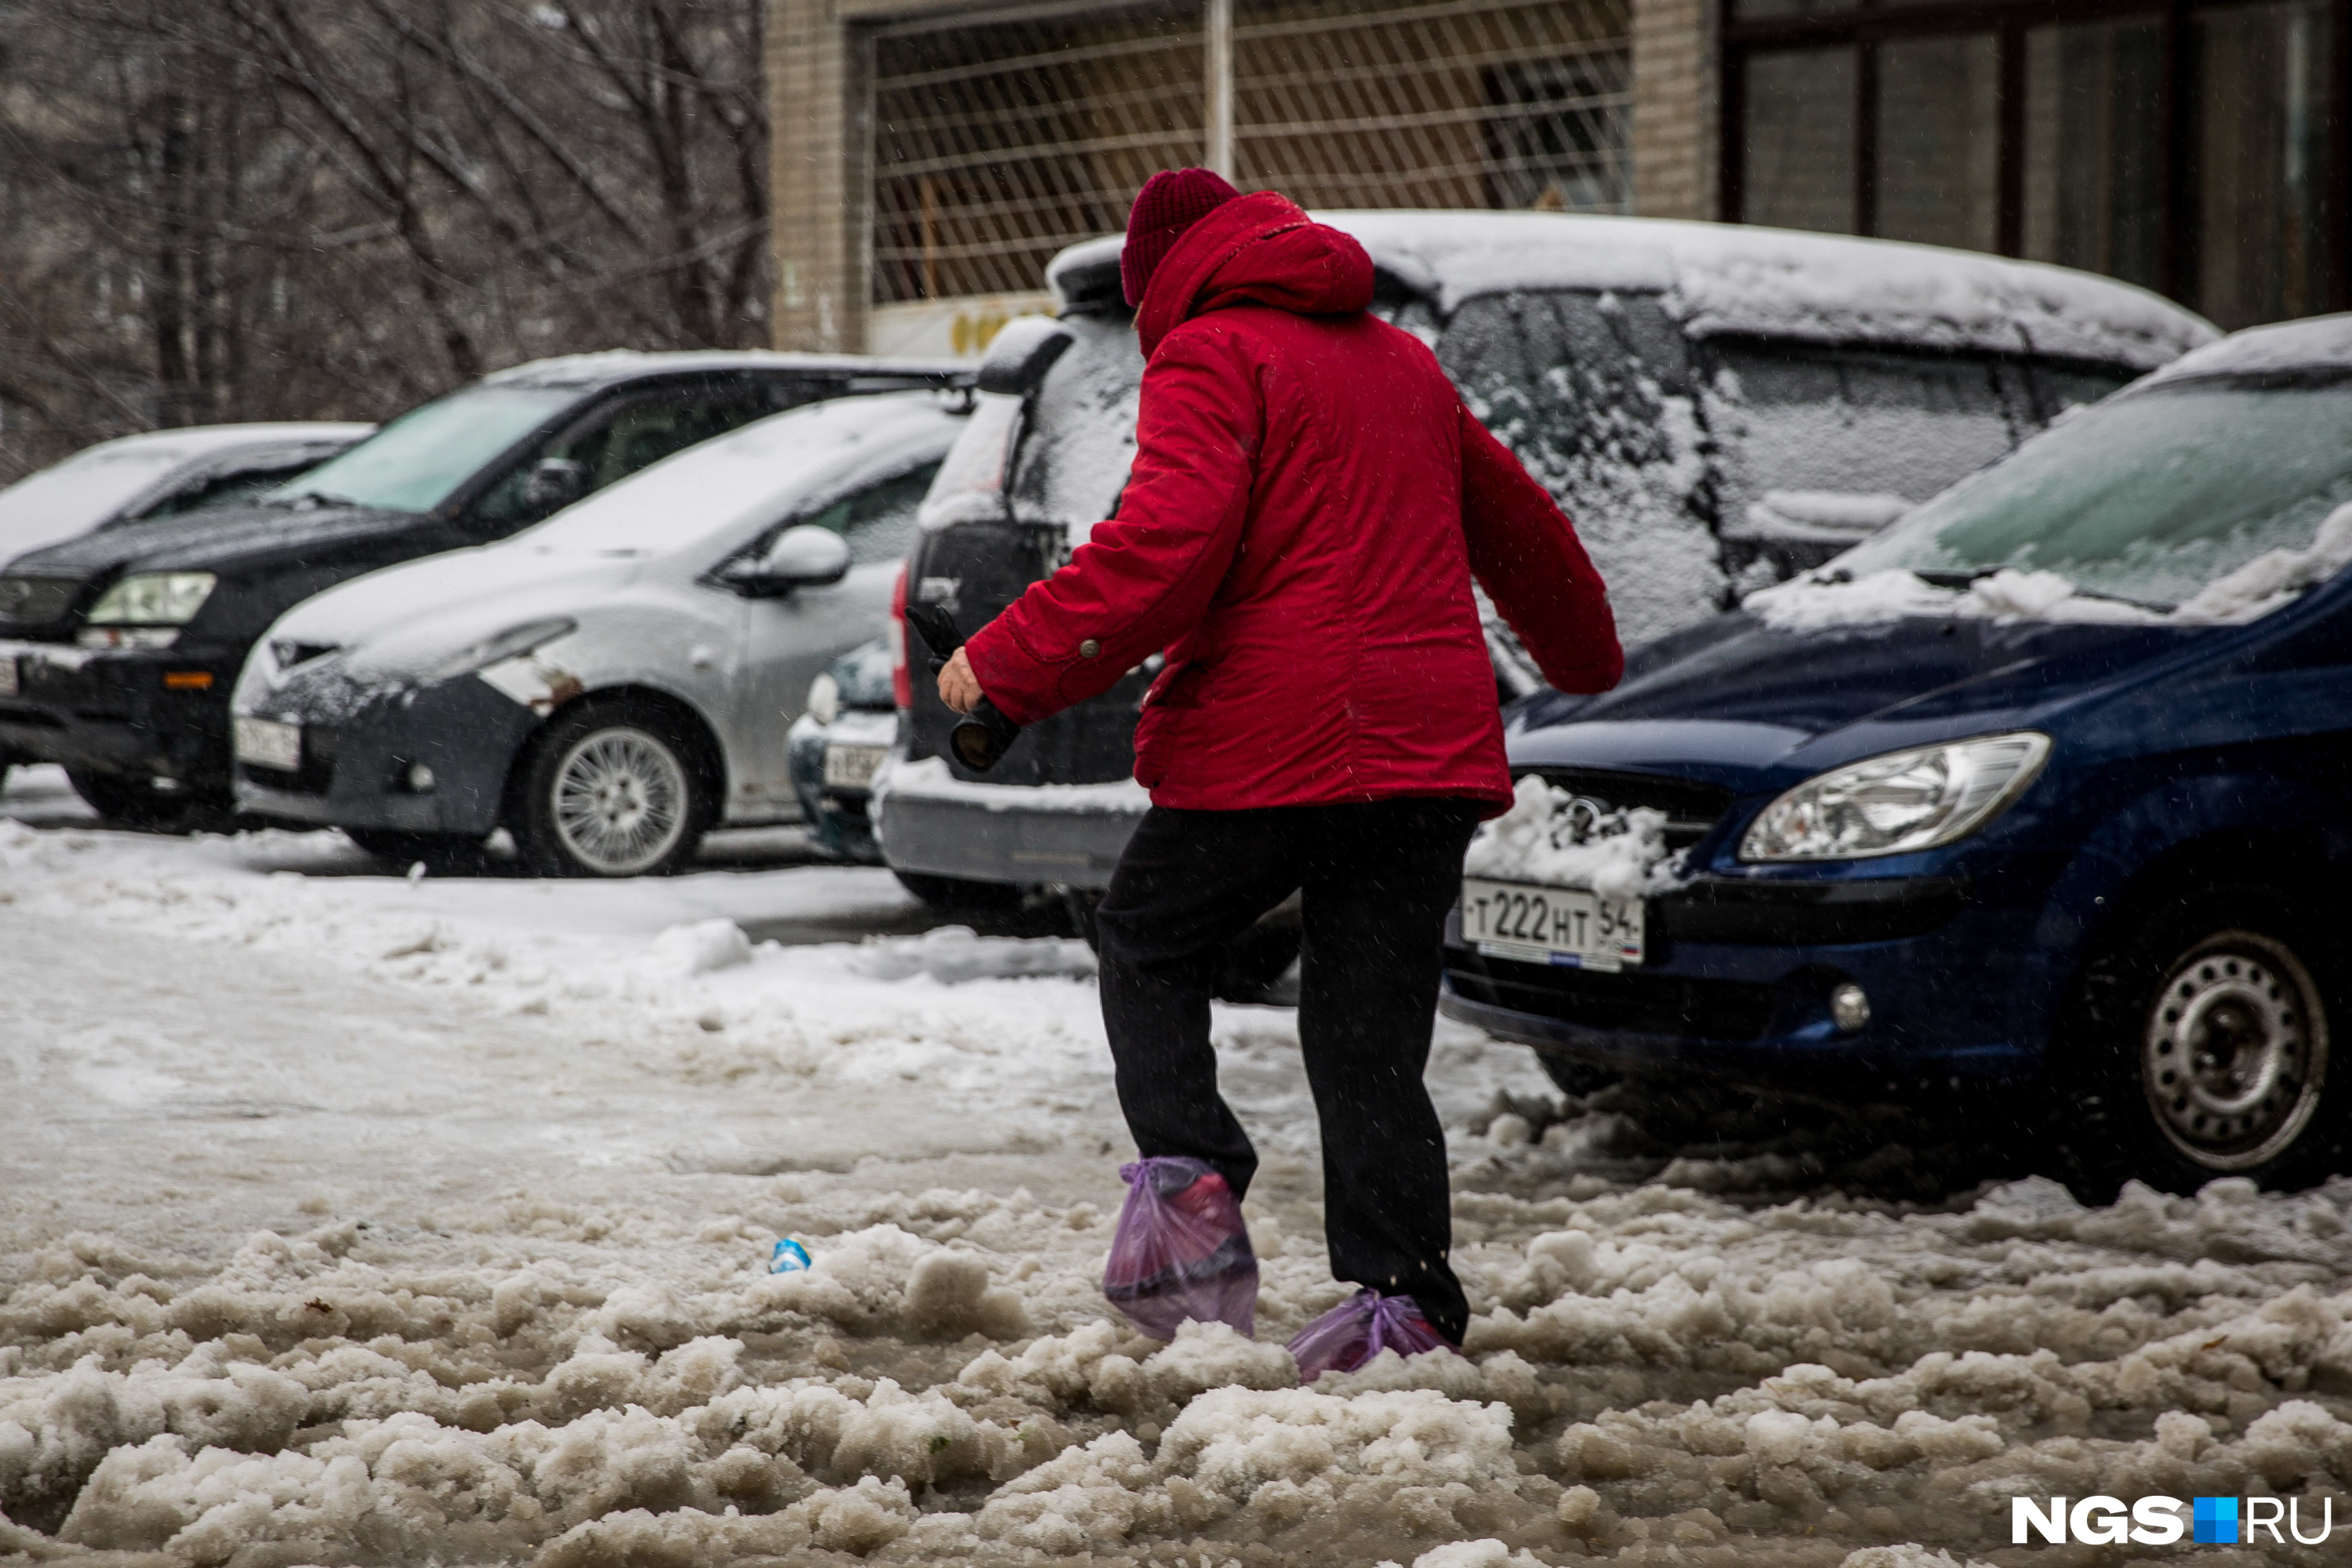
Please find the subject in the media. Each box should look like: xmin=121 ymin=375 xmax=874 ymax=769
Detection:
xmin=66 ymin=768 xmax=232 ymax=833
xmin=891 ymin=869 xmax=1027 ymax=909
xmin=510 ymin=701 xmax=711 ymax=878
xmin=345 ymin=828 xmax=490 ymax=875
xmin=2052 ymin=884 xmax=2348 ymax=1199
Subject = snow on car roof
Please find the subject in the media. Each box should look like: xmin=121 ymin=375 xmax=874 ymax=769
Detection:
xmin=2138 ymin=310 xmax=2352 ymax=384
xmin=517 ymin=389 xmax=969 ymax=555
xmin=47 ymin=421 xmax=376 ymax=463
xmin=0 ymin=422 xmax=376 ymax=561
xmin=1047 ymin=212 xmax=2215 ymax=370
xmin=482 ymin=348 xmax=970 ymax=390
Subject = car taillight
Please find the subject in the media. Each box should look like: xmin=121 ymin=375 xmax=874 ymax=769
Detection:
xmin=889 ymin=561 xmax=913 ymax=710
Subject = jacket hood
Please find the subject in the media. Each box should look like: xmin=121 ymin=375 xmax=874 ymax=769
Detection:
xmin=8 ymin=499 xmax=421 ymax=578
xmin=1512 ymin=612 xmax=2206 ymax=783
xmin=1134 ymin=191 xmax=1376 ymax=358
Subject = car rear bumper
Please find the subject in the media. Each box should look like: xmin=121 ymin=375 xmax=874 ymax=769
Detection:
xmin=232 ymin=677 xmax=535 ymax=837
xmin=873 ymin=753 xmax=1148 ymax=891
xmin=0 ymin=639 xmax=234 ymax=786
xmin=1437 ymin=881 xmax=2045 ymax=1091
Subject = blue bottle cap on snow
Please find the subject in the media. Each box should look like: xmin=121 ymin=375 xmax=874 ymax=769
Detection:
xmin=768 ymin=1238 xmax=812 ymax=1274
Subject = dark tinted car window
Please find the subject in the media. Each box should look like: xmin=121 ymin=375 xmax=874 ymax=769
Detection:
xmin=803 ymin=461 xmax=944 ymax=564
xmin=124 ymin=462 xmax=322 ymax=522
xmin=469 ymin=384 xmax=772 ymax=531
xmin=1439 ymin=289 xmax=1723 ymax=649
xmin=2034 ymin=361 xmax=2136 ymax=419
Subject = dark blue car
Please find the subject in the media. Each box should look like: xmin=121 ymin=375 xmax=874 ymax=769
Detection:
xmin=1443 ymin=314 xmax=2352 ymax=1196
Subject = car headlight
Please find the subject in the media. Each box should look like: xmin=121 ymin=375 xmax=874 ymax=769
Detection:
xmin=806 ymin=670 xmax=840 ymax=727
xmin=85 ymin=572 xmax=216 ymax=627
xmin=1739 ymin=731 xmax=2051 ymax=862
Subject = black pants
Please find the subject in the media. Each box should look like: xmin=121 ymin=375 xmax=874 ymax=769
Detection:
xmin=1094 ymin=795 xmax=1485 ymax=1343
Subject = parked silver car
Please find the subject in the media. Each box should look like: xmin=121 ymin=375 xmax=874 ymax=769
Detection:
xmin=230 ymin=390 xmax=967 ymax=875
xmin=0 ymin=422 xmax=373 ymax=562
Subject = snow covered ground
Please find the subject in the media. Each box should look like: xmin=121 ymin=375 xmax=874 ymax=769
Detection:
xmin=5 ymin=762 xmax=2351 ymax=1567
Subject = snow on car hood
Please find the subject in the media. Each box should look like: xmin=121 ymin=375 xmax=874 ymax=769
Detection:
xmin=1047 ymin=212 xmax=2215 ymax=369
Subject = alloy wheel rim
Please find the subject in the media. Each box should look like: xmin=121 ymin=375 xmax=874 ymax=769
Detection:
xmin=550 ymin=727 xmax=688 ymax=875
xmin=2140 ymin=931 xmax=2327 ymax=1171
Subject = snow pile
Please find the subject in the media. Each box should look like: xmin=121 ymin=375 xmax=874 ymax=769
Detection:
xmin=2173 ymin=501 xmax=2352 ymax=623
xmin=876 ymin=753 xmax=1152 ymax=816
xmin=647 ymin=918 xmax=753 ymax=976
xmin=1464 ymin=775 xmax=1682 ymax=898
xmin=1743 ymin=568 xmax=2163 ymax=632
xmin=11 ymin=1166 xmax=2352 ymax=1565
xmin=1319 ymin=212 xmax=2212 ymax=369
xmin=1733 ymin=491 xmax=1912 ymax=544
xmin=846 ymin=925 xmax=1098 ymax=985
xmin=1750 ymin=506 xmax=2352 ymax=633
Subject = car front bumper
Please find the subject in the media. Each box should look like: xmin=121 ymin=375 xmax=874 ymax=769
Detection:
xmin=0 ymin=638 xmax=236 ymax=787
xmin=787 ymin=709 xmax=895 ymax=865
xmin=873 ymin=753 xmax=1148 ymax=891
xmin=1438 ymin=874 xmax=2048 ymax=1092
xmin=233 ymin=677 xmax=536 ymax=837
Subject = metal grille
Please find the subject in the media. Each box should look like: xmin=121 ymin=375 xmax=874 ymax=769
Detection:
xmin=871 ymin=7 xmax=1207 ymax=304
xmin=869 ymin=0 xmax=1631 ymax=307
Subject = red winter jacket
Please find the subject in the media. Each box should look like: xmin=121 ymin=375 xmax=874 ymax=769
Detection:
xmin=962 ymin=192 xmax=1623 ymax=814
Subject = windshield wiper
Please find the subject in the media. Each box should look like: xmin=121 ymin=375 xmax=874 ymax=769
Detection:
xmin=1913 ymin=567 xmax=2165 ymax=612
xmin=271 ymin=488 xmax=359 ymax=509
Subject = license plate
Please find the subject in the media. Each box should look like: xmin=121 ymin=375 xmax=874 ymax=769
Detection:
xmin=232 ymin=715 xmax=302 ymax=772
xmin=0 ymin=657 xmax=14 ymax=698
xmin=822 ymin=742 xmax=887 ymax=790
xmin=1461 ymin=876 xmax=1645 ymax=972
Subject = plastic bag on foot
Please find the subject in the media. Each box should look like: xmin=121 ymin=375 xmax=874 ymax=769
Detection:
xmin=1286 ymin=1288 xmax=1446 ymax=1381
xmin=1102 ymin=1156 xmax=1258 ymax=1339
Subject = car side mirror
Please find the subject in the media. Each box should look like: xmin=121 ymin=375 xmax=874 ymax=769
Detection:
xmin=524 ymin=457 xmax=588 ymax=512
xmin=724 ymin=524 xmax=851 ymax=596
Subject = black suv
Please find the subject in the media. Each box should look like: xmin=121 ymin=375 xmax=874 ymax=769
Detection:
xmin=0 ymin=351 xmax=960 ymax=826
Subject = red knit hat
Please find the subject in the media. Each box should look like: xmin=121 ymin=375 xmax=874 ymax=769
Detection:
xmin=1121 ymin=168 xmax=1240 ymax=307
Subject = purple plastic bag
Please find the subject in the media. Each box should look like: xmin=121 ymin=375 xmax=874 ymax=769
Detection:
xmin=1286 ymin=1288 xmax=1448 ymax=1381
xmin=1102 ymin=1156 xmax=1258 ymax=1339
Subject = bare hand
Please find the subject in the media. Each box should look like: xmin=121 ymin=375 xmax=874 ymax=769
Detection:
xmin=937 ymin=647 xmax=983 ymax=714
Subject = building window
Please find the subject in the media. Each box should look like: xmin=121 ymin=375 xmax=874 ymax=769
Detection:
xmin=2023 ymin=17 xmax=2165 ymax=291
xmin=2189 ymin=0 xmax=2336 ymax=326
xmin=1875 ymin=33 xmax=2000 ymax=251
xmin=1725 ymin=0 xmax=2348 ymax=329
xmin=1741 ymin=46 xmax=1856 ymax=232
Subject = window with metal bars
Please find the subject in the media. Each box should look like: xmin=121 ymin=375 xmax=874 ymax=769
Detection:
xmin=869 ymin=0 xmax=1632 ymax=307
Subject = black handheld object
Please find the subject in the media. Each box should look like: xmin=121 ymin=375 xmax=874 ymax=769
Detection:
xmin=904 ymin=603 xmax=1024 ymax=772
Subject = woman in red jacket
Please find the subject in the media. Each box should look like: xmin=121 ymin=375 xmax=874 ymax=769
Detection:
xmin=940 ymin=169 xmax=1621 ymax=1355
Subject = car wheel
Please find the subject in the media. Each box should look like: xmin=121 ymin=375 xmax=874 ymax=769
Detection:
xmin=2055 ymin=887 xmax=2346 ymax=1197
xmin=512 ymin=702 xmax=709 ymax=878
xmin=66 ymin=768 xmax=232 ymax=833
xmin=892 ymin=869 xmax=1026 ymax=909
xmin=345 ymin=828 xmax=490 ymax=875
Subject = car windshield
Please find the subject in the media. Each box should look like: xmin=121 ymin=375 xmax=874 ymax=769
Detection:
xmin=1838 ymin=374 xmax=2352 ymax=610
xmin=267 ymin=386 xmax=575 ymax=514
